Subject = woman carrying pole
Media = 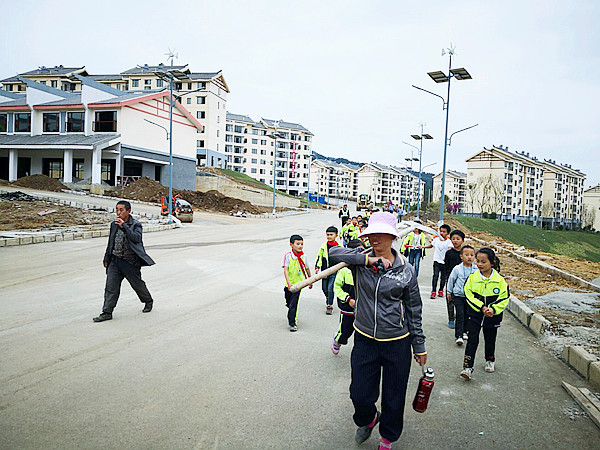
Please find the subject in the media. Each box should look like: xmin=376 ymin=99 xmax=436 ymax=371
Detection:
xmin=329 ymin=211 xmax=427 ymax=450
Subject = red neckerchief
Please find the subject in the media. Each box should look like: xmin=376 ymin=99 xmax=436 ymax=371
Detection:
xmin=327 ymin=241 xmax=339 ymax=246
xmin=292 ymin=249 xmax=309 ymax=279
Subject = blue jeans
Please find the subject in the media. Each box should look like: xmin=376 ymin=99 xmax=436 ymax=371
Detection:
xmin=322 ymin=274 xmax=335 ymax=306
xmin=408 ymin=249 xmax=422 ymax=276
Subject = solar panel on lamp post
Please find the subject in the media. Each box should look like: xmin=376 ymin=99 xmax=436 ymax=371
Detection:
xmin=412 ymin=45 xmax=472 ymax=225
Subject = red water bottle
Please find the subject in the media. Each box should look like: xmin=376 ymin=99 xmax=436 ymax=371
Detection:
xmin=412 ymin=367 xmax=434 ymax=413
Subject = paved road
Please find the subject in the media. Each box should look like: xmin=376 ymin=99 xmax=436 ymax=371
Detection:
xmin=0 ymin=209 xmax=598 ymax=449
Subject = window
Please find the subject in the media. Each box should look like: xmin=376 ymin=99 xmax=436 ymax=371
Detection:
xmin=251 ymin=158 xmax=257 ymax=164
xmin=42 ymin=158 xmax=63 ymax=179
xmin=252 ymin=129 xmax=258 ymax=135
xmin=157 ymin=79 xmax=163 ymax=88
xmin=197 ymin=96 xmax=206 ymax=104
xmin=260 ymin=169 xmax=265 ymax=174
xmin=197 ymin=82 xmax=205 ymax=89
xmin=144 ymin=79 xmax=151 ymax=86
xmin=73 ymin=159 xmax=85 ymax=179
xmin=187 ymin=82 xmax=192 ymax=90
xmin=14 ymin=113 xmax=31 ymax=132
xmin=252 ymin=138 xmax=258 ymax=144
xmin=217 ymin=116 xmax=220 ymax=123
xmin=252 ymin=149 xmax=257 ymax=154
xmin=0 ymin=113 xmax=6 ymax=132
xmin=187 ymin=98 xmax=191 ymax=104
xmin=43 ymin=113 xmax=60 ymax=133
xmin=260 ymin=159 xmax=266 ymax=165
xmin=67 ymin=112 xmax=84 ymax=132
xmin=144 ymin=86 xmax=151 ymax=90
xmin=261 ymin=149 xmax=266 ymax=155
xmin=234 ymin=125 xmax=243 ymax=133
xmin=226 ymin=124 xmax=233 ymax=131
xmin=216 ymin=130 xmax=220 ymax=137
xmin=51 ymin=80 xmax=57 ymax=88
xmin=132 ymin=79 xmax=139 ymax=87
xmin=94 ymin=111 xmax=117 ymax=132
xmin=261 ymin=140 xmax=266 ymax=145
xmin=197 ymin=140 xmax=204 ymax=147
xmin=196 ymin=111 xmax=205 ymax=119
xmin=251 ymin=168 xmax=257 ymax=174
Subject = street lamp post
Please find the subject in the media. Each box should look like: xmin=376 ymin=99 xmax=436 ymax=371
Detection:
xmin=412 ymin=45 xmax=472 ymax=224
xmin=401 ymin=141 xmax=420 ymax=212
xmin=411 ymin=125 xmax=433 ymax=218
xmin=268 ymin=123 xmax=284 ymax=215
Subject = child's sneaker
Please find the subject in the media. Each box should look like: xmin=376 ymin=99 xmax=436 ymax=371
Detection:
xmin=460 ymin=367 xmax=473 ymax=380
xmin=448 ymin=320 xmax=455 ymax=329
xmin=430 ymin=291 xmax=436 ymax=299
xmin=455 ymin=337 xmax=464 ymax=345
xmin=326 ymin=305 xmax=333 ymax=315
xmin=378 ymin=438 xmax=393 ymax=449
xmin=289 ymin=325 xmax=297 ymax=332
xmin=437 ymin=290 xmax=444 ymax=297
xmin=485 ymin=361 xmax=495 ymax=372
xmin=331 ymin=339 xmax=341 ymax=355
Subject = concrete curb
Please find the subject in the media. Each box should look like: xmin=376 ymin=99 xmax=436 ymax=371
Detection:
xmin=561 ymin=346 xmax=600 ymax=389
xmin=507 ymin=295 xmax=600 ymax=389
xmin=0 ymin=223 xmax=177 ymax=248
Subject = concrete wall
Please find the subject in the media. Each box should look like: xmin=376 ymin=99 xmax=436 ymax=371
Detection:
xmin=195 ymin=175 xmax=300 ymax=208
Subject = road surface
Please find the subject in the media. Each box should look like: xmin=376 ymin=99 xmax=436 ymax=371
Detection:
xmin=0 ymin=209 xmax=597 ymax=449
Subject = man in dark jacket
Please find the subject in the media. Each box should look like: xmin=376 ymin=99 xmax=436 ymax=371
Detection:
xmin=93 ymin=200 xmax=155 ymax=322
xmin=339 ymin=204 xmax=351 ymax=228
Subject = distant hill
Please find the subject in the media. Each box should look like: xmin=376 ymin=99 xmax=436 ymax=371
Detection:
xmin=313 ymin=151 xmax=434 ymax=202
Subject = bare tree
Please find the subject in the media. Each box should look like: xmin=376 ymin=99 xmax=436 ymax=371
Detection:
xmin=582 ymin=204 xmax=597 ymax=230
xmin=466 ymin=182 xmax=478 ymax=214
xmin=541 ymin=201 xmax=554 ymax=219
xmin=475 ymin=174 xmax=503 ymax=214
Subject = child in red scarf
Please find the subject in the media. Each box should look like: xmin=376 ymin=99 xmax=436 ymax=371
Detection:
xmin=283 ymin=234 xmax=312 ymax=331
xmin=314 ymin=226 xmax=339 ymax=315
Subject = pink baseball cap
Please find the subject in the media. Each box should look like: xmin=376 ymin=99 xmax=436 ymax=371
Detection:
xmin=359 ymin=211 xmax=399 ymax=238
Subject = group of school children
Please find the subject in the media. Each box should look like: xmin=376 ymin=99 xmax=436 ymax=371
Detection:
xmin=283 ymin=216 xmax=509 ymax=380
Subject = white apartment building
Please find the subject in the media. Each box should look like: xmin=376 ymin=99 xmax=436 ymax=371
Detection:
xmin=465 ymin=145 xmax=585 ymax=228
xmin=0 ymin=76 xmax=202 ymax=190
xmin=583 ymin=185 xmax=600 ymax=231
xmin=433 ymin=170 xmax=467 ymax=208
xmin=224 ymin=113 xmax=313 ymax=196
xmin=2 ymin=64 xmax=230 ymax=169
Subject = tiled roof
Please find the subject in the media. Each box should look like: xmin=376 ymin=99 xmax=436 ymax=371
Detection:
xmin=226 ymin=112 xmax=254 ymax=123
xmin=0 ymin=91 xmax=25 ymax=100
xmin=187 ymin=72 xmax=221 ymax=80
xmin=261 ymin=118 xmax=313 ymax=135
xmin=1 ymin=66 xmax=86 ymax=82
xmin=17 ymin=76 xmax=76 ymax=99
xmin=0 ymin=133 xmax=120 ymax=147
xmin=73 ymin=75 xmax=123 ymax=96
xmin=37 ymin=94 xmax=83 ymax=107
xmin=0 ymin=97 xmax=27 ymax=107
xmin=88 ymin=90 xmax=165 ymax=105
xmin=88 ymin=74 xmax=124 ymax=82
xmin=121 ymin=64 xmax=189 ymax=75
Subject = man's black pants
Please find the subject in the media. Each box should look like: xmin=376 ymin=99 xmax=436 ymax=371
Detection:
xmin=432 ymin=261 xmax=446 ymax=292
xmin=284 ymin=287 xmax=300 ymax=326
xmin=463 ymin=315 xmax=498 ymax=368
xmin=350 ymin=333 xmax=411 ymax=443
xmin=103 ymin=257 xmax=153 ymax=314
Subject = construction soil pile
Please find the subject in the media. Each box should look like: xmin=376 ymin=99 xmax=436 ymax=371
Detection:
xmin=420 ymin=215 xmax=600 ymax=358
xmin=11 ymin=174 xmax=69 ymax=192
xmin=112 ymin=177 xmax=269 ymax=215
xmin=0 ymin=192 xmax=113 ymax=232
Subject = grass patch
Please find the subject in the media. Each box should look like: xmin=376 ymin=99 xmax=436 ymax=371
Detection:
xmin=451 ymin=215 xmax=600 ymax=263
xmin=213 ymin=169 xmax=297 ymax=199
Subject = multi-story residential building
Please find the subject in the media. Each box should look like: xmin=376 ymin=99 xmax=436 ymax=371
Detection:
xmin=0 ymin=75 xmax=201 ymax=190
xmin=583 ymin=185 xmax=600 ymax=231
xmin=310 ymin=159 xmax=331 ymax=200
xmin=224 ymin=113 xmax=313 ymax=196
xmin=432 ymin=170 xmax=467 ymax=208
xmin=465 ymin=145 xmax=585 ymax=228
xmin=357 ymin=163 xmax=405 ymax=206
xmin=2 ymin=64 xmax=230 ymax=169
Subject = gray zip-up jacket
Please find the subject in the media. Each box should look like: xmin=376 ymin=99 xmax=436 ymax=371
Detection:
xmin=329 ymin=246 xmax=426 ymax=354
xmin=447 ymin=263 xmax=477 ymax=297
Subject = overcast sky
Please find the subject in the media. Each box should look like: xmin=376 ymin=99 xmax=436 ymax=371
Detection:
xmin=2 ymin=1 xmax=599 ymax=185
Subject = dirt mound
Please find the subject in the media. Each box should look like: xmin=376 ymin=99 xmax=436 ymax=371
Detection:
xmin=12 ymin=174 xmax=68 ymax=192
xmin=114 ymin=177 xmax=263 ymax=215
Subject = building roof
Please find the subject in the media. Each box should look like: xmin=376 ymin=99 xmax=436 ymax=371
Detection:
xmin=1 ymin=65 xmax=87 ymax=83
xmin=35 ymin=94 xmax=83 ymax=108
xmin=187 ymin=72 xmax=222 ymax=80
xmin=0 ymin=97 xmax=28 ymax=109
xmin=0 ymin=133 xmax=120 ymax=148
xmin=0 ymin=91 xmax=25 ymax=100
xmin=87 ymin=90 xmax=165 ymax=105
xmin=434 ymin=170 xmax=466 ymax=179
xmin=17 ymin=76 xmax=76 ymax=99
xmin=87 ymin=74 xmax=124 ymax=82
xmin=120 ymin=64 xmax=190 ymax=75
xmin=226 ymin=112 xmax=254 ymax=123
xmin=73 ymin=75 xmax=123 ymax=96
xmin=261 ymin=118 xmax=313 ymax=135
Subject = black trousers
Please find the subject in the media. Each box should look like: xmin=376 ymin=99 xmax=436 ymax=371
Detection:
xmin=334 ymin=312 xmax=355 ymax=345
xmin=463 ymin=315 xmax=498 ymax=368
xmin=350 ymin=333 xmax=411 ymax=443
xmin=284 ymin=287 xmax=300 ymax=326
xmin=453 ymin=295 xmax=467 ymax=339
xmin=103 ymin=256 xmax=153 ymax=314
xmin=432 ymin=262 xmax=446 ymax=292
